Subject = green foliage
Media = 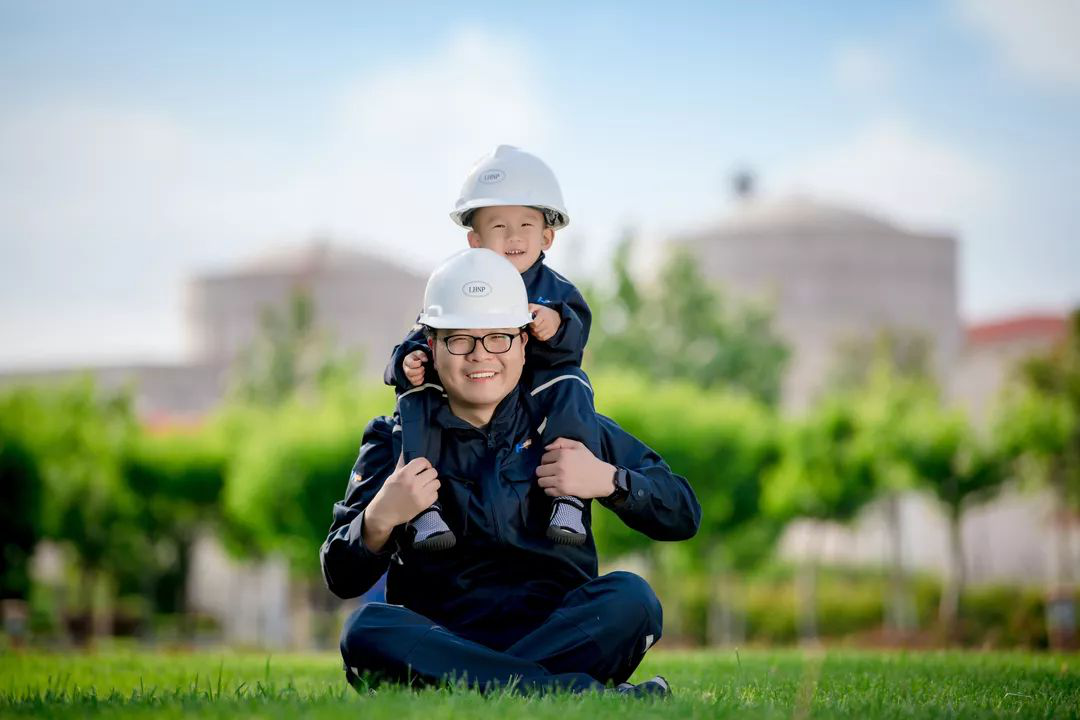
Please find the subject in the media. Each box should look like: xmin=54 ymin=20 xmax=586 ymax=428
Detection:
xmin=0 ymin=381 xmax=138 ymax=581
xmin=585 ymin=235 xmax=788 ymax=406
xmin=763 ymin=397 xmax=874 ymax=523
xmin=221 ymin=383 xmax=394 ymax=574
xmin=901 ymin=400 xmax=1004 ymax=518
xmin=0 ymin=429 xmax=42 ymax=599
xmin=764 ymin=356 xmax=941 ymax=529
xmin=120 ymin=426 xmax=229 ymax=610
xmin=591 ymin=371 xmax=780 ymax=565
xmin=736 ymin=568 xmax=1052 ymax=648
xmin=232 ymin=292 xmax=363 ymax=407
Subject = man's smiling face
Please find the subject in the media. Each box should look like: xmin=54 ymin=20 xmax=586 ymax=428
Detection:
xmin=466 ymin=206 xmax=554 ymax=273
xmin=431 ymin=327 xmax=528 ymax=426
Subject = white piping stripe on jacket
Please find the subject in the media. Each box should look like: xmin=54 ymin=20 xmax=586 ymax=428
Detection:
xmin=537 ymin=417 xmax=548 ymax=435
xmin=399 ymin=382 xmax=447 ymax=399
xmin=530 ymin=374 xmax=593 ymax=397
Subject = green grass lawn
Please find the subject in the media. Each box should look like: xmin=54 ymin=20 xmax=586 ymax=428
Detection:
xmin=2 ymin=648 xmax=1078 ymax=719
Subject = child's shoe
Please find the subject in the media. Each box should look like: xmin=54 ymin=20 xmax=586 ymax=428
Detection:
xmin=409 ymin=503 xmax=456 ymax=551
xmin=546 ymin=496 xmax=587 ymax=546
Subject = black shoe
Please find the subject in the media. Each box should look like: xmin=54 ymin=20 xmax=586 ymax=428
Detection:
xmin=614 ymin=675 xmax=671 ymax=697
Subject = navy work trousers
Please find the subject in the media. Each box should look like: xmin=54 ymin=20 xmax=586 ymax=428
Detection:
xmin=340 ymin=571 xmax=662 ymax=694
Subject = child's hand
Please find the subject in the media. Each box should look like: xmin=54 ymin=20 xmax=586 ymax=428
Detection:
xmin=402 ymin=350 xmax=428 ymax=386
xmin=528 ymin=304 xmax=561 ymax=342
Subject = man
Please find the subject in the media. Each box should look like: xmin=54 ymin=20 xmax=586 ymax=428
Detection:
xmin=320 ymin=249 xmax=701 ymax=695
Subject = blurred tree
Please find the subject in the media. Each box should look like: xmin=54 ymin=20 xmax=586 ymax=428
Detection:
xmin=763 ymin=395 xmax=876 ymax=642
xmin=222 ymin=383 xmax=392 ymax=575
xmin=122 ymin=425 xmax=227 ymax=634
xmin=584 ymin=234 xmax=789 ymax=406
xmin=829 ymin=329 xmax=933 ymax=392
xmin=0 ymin=429 xmax=42 ymax=600
xmin=819 ymin=330 xmax=946 ymax=638
xmin=592 ymin=371 xmax=780 ymax=643
xmin=996 ymin=309 xmax=1080 ymax=648
xmin=232 ymin=291 xmax=361 ymax=406
xmin=900 ymin=401 xmax=1005 ymax=641
xmin=848 ymin=358 xmax=934 ymax=638
xmin=0 ymin=381 xmax=139 ymax=639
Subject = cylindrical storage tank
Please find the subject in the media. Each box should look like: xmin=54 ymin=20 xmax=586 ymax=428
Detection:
xmin=674 ymin=197 xmax=960 ymax=412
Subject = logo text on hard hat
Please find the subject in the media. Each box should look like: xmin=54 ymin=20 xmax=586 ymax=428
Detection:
xmin=462 ymin=281 xmax=491 ymax=297
xmin=478 ymin=169 xmax=505 ymax=184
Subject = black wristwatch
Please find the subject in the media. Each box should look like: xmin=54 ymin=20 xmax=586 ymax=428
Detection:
xmin=605 ymin=466 xmax=631 ymax=507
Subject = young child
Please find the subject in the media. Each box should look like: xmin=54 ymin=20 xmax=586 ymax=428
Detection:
xmin=385 ymin=145 xmax=601 ymax=551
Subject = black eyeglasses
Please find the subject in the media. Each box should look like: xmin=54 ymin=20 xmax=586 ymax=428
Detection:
xmin=442 ymin=332 xmax=521 ymax=355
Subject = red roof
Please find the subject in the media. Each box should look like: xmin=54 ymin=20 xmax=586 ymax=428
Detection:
xmin=966 ymin=314 xmax=1067 ymax=347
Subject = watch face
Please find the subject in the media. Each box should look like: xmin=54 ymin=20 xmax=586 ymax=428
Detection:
xmin=611 ymin=468 xmax=630 ymax=501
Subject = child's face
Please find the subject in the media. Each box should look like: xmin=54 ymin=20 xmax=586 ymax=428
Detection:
xmin=467 ymin=206 xmax=554 ymax=273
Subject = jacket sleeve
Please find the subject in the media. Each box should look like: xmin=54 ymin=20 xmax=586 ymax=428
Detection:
xmin=526 ymin=366 xmax=602 ymax=457
xmin=383 ymin=323 xmax=430 ymax=392
xmin=528 ymin=277 xmax=592 ymax=369
xmin=595 ymin=414 xmax=701 ymax=541
xmin=319 ymin=415 xmax=399 ymax=599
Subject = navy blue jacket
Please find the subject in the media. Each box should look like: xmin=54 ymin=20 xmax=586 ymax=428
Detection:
xmin=383 ymin=254 xmax=591 ymax=391
xmin=320 ymin=371 xmax=700 ymax=651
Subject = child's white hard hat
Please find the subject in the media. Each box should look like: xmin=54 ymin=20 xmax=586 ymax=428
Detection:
xmin=450 ymin=145 xmax=570 ymax=229
xmin=418 ymin=249 xmax=533 ymax=329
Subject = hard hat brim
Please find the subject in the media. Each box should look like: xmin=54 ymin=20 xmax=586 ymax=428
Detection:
xmin=419 ymin=311 xmax=533 ymax=330
xmin=450 ymin=199 xmax=570 ymax=229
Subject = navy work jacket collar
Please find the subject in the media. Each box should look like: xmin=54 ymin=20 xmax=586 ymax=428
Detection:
xmin=431 ymin=384 xmax=523 ymax=448
xmin=519 ymin=253 xmax=546 ymax=286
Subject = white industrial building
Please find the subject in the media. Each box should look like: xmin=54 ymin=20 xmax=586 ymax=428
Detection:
xmin=674 ymin=195 xmax=960 ymax=412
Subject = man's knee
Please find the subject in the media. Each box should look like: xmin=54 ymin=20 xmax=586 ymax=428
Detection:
xmin=340 ymin=602 xmax=431 ymax=677
xmin=593 ymin=571 xmax=663 ymax=639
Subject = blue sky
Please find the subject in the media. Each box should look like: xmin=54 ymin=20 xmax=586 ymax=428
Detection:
xmin=1 ymin=1 xmax=1078 ymax=367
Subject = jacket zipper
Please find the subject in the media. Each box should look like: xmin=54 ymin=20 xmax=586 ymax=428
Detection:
xmin=486 ymin=430 xmax=505 ymax=544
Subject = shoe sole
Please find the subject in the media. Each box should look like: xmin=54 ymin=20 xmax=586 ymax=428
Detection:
xmin=547 ymin=526 xmax=587 ymax=546
xmin=413 ymin=530 xmax=456 ymax=551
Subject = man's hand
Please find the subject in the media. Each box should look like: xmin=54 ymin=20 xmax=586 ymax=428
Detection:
xmin=363 ymin=457 xmax=440 ymax=552
xmin=402 ymin=350 xmax=428 ymax=387
xmin=535 ymin=438 xmax=616 ymax=499
xmin=528 ymin=304 xmax=562 ymax=342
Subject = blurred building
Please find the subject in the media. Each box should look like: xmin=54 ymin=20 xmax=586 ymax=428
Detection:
xmin=951 ymin=314 xmax=1068 ymax=424
xmin=674 ymin=195 xmax=960 ymax=412
xmin=0 ymin=240 xmax=426 ymax=420
xmin=188 ymin=241 xmax=426 ymax=375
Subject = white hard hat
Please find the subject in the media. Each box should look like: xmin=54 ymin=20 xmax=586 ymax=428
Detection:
xmin=450 ymin=145 xmax=570 ymax=230
xmin=418 ymin=249 xmax=533 ymax=329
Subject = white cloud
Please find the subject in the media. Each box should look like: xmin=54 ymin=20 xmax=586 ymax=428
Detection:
xmin=774 ymin=119 xmax=1002 ymax=233
xmin=954 ymin=0 xmax=1080 ymax=92
xmin=0 ymin=27 xmax=552 ymax=367
xmin=832 ymin=43 xmax=895 ymax=95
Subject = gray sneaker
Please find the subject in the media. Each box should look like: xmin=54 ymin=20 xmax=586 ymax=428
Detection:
xmin=614 ymin=675 xmax=671 ymax=697
xmin=409 ymin=504 xmax=456 ymax=551
xmin=547 ymin=496 xmax=587 ymax=546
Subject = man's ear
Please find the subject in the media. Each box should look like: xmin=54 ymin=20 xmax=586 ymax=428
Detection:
xmin=519 ymin=330 xmax=529 ymax=350
xmin=540 ymin=227 xmax=554 ymax=251
xmin=467 ymin=230 xmax=483 ymax=248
